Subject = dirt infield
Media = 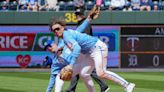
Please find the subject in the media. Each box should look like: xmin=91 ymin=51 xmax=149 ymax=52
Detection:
xmin=0 ymin=68 xmax=164 ymax=72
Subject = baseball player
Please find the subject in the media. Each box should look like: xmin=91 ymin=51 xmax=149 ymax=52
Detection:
xmin=66 ymin=7 xmax=109 ymax=92
xmin=49 ymin=6 xmax=135 ymax=92
xmin=44 ymin=40 xmax=96 ymax=92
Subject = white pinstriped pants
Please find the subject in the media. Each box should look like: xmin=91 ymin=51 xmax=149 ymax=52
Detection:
xmin=54 ymin=54 xmax=96 ymax=92
xmin=90 ymin=40 xmax=129 ymax=88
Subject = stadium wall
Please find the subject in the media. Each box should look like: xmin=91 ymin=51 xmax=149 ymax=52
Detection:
xmin=0 ymin=11 xmax=164 ymax=24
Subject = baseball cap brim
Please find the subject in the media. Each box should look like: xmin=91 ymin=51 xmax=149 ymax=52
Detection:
xmin=74 ymin=8 xmax=84 ymax=15
xmin=44 ymin=40 xmax=54 ymax=50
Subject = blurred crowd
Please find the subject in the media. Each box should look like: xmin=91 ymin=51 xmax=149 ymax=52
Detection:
xmin=0 ymin=0 xmax=164 ymax=11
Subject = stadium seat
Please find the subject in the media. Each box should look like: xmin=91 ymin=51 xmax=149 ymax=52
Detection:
xmin=86 ymin=1 xmax=94 ymax=10
xmin=0 ymin=1 xmax=9 ymax=11
xmin=0 ymin=1 xmax=2 ymax=10
xmin=58 ymin=1 xmax=66 ymax=11
xmin=160 ymin=1 xmax=164 ymax=10
xmin=151 ymin=1 xmax=159 ymax=10
xmin=100 ymin=4 xmax=106 ymax=10
xmin=65 ymin=1 xmax=75 ymax=11
xmin=9 ymin=1 xmax=18 ymax=10
xmin=104 ymin=0 xmax=111 ymax=10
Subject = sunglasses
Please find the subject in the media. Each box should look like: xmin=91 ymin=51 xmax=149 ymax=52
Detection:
xmin=52 ymin=27 xmax=61 ymax=32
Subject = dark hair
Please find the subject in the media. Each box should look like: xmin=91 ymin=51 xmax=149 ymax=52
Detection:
xmin=49 ymin=17 xmax=66 ymax=32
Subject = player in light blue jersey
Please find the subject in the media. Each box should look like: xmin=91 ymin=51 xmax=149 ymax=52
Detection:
xmin=49 ymin=11 xmax=135 ymax=92
xmin=43 ymin=40 xmax=96 ymax=92
xmin=43 ymin=40 xmax=67 ymax=92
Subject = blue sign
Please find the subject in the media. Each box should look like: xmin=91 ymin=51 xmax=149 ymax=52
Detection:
xmin=94 ymin=33 xmax=115 ymax=51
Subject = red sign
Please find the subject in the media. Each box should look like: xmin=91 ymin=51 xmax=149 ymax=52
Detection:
xmin=0 ymin=33 xmax=35 ymax=51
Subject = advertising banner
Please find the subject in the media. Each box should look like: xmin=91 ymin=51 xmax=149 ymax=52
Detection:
xmin=0 ymin=52 xmax=52 ymax=68
xmin=0 ymin=25 xmax=120 ymax=68
xmin=0 ymin=33 xmax=35 ymax=51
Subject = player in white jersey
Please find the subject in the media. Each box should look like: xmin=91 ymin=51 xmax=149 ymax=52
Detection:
xmin=44 ymin=40 xmax=95 ymax=92
xmin=49 ymin=13 xmax=135 ymax=92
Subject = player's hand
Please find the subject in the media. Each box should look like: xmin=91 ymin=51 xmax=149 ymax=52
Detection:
xmin=44 ymin=40 xmax=58 ymax=53
xmin=87 ymin=5 xmax=100 ymax=20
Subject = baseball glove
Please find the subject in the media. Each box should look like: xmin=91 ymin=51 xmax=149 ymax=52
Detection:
xmin=60 ymin=65 xmax=73 ymax=81
xmin=88 ymin=5 xmax=100 ymax=19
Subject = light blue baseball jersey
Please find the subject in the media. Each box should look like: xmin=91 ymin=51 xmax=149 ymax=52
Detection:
xmin=45 ymin=18 xmax=93 ymax=92
xmin=44 ymin=43 xmax=72 ymax=92
xmin=44 ymin=46 xmax=71 ymax=74
xmin=61 ymin=19 xmax=99 ymax=65
xmin=46 ymin=19 xmax=92 ymax=74
xmin=51 ymin=46 xmax=72 ymax=74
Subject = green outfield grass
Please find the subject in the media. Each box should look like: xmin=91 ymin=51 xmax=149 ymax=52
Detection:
xmin=0 ymin=72 xmax=164 ymax=92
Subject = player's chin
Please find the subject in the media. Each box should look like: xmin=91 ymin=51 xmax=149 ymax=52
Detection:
xmin=56 ymin=33 xmax=62 ymax=37
xmin=57 ymin=34 xmax=62 ymax=38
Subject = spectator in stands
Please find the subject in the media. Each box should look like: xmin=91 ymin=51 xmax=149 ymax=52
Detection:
xmin=131 ymin=0 xmax=141 ymax=10
xmin=45 ymin=0 xmax=59 ymax=11
xmin=6 ymin=0 xmax=10 ymax=3
xmin=27 ymin=0 xmax=39 ymax=11
xmin=73 ymin=0 xmax=85 ymax=10
xmin=1 ymin=5 xmax=8 ymax=11
xmin=109 ymin=0 xmax=126 ymax=11
xmin=123 ymin=0 xmax=132 ymax=11
xmin=0 ymin=0 xmax=9 ymax=11
xmin=103 ymin=0 xmax=111 ymax=10
xmin=140 ymin=0 xmax=152 ymax=11
xmin=19 ymin=0 xmax=28 ymax=5
xmin=9 ymin=0 xmax=18 ymax=11
xmin=152 ymin=1 xmax=159 ymax=11
xmin=18 ymin=0 xmax=28 ymax=11
xmin=66 ymin=0 xmax=75 ymax=11
xmin=161 ymin=1 xmax=164 ymax=10
xmin=93 ymin=0 xmax=110 ymax=10
xmin=38 ymin=0 xmax=48 ymax=11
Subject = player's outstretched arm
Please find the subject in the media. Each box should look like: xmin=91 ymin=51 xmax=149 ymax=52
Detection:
xmin=87 ymin=5 xmax=100 ymax=20
xmin=76 ymin=5 xmax=100 ymax=33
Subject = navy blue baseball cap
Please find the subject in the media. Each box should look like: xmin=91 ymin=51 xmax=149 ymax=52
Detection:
xmin=75 ymin=8 xmax=85 ymax=15
xmin=44 ymin=40 xmax=54 ymax=50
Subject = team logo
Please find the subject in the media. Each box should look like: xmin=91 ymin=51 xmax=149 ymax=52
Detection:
xmin=126 ymin=37 xmax=140 ymax=51
xmin=16 ymin=55 xmax=31 ymax=68
xmin=128 ymin=54 xmax=138 ymax=67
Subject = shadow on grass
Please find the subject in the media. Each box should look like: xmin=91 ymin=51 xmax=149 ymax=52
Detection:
xmin=0 ymin=72 xmax=49 ymax=80
xmin=0 ymin=88 xmax=26 ymax=92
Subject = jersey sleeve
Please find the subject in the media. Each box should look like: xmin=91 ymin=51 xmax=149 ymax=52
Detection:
xmin=63 ymin=32 xmax=81 ymax=65
xmin=75 ymin=18 xmax=90 ymax=33
xmin=57 ymin=38 xmax=65 ymax=48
